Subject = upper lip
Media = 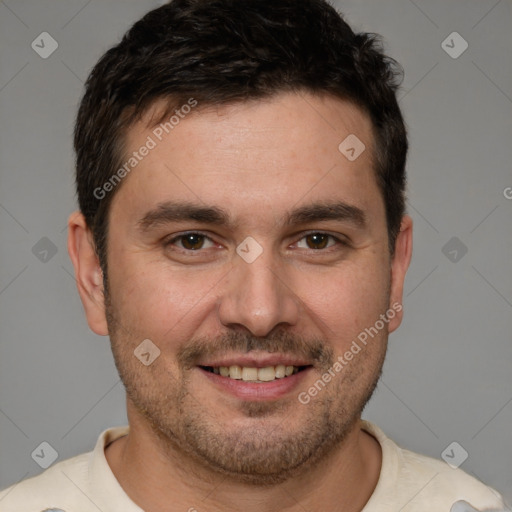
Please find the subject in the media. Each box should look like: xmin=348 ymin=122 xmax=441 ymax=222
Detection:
xmin=197 ymin=353 xmax=312 ymax=369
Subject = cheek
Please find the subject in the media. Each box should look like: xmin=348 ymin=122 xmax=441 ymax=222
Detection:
xmin=107 ymin=259 xmax=222 ymax=341
xmin=295 ymin=257 xmax=390 ymax=343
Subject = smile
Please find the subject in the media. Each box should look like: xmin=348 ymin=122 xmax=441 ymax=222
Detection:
xmin=200 ymin=364 xmax=309 ymax=382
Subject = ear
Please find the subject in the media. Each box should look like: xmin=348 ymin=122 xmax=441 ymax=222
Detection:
xmin=67 ymin=211 xmax=109 ymax=336
xmin=388 ymin=215 xmax=413 ymax=333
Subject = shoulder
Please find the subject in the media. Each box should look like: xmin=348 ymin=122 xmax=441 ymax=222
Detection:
xmin=361 ymin=420 xmax=506 ymax=512
xmin=398 ymin=446 xmax=505 ymax=508
xmin=0 ymin=426 xmax=130 ymax=512
xmin=0 ymin=452 xmax=93 ymax=511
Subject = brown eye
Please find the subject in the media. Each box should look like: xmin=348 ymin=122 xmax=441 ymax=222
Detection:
xmin=305 ymin=233 xmax=330 ymax=249
xmin=164 ymin=233 xmax=214 ymax=251
xmin=180 ymin=233 xmax=205 ymax=250
xmin=294 ymin=232 xmax=346 ymax=252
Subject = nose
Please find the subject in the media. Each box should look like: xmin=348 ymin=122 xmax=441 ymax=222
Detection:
xmin=217 ymin=251 xmax=301 ymax=337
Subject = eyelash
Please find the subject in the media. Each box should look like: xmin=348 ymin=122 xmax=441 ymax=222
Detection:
xmin=164 ymin=231 xmax=349 ymax=252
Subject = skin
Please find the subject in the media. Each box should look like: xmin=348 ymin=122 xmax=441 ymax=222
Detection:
xmin=68 ymin=92 xmax=412 ymax=512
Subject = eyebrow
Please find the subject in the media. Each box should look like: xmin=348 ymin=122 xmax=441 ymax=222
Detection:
xmin=136 ymin=200 xmax=366 ymax=232
xmin=285 ymin=201 xmax=366 ymax=229
xmin=137 ymin=202 xmax=233 ymax=231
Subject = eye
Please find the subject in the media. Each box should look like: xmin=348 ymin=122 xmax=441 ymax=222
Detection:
xmin=295 ymin=232 xmax=341 ymax=250
xmin=167 ymin=232 xmax=216 ymax=251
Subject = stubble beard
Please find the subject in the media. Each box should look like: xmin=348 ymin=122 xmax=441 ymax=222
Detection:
xmin=105 ymin=292 xmax=387 ymax=486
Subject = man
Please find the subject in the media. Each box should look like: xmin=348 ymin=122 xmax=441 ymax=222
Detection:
xmin=0 ymin=0 xmax=507 ymax=510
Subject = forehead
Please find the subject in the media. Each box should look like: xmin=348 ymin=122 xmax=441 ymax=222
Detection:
xmin=138 ymin=93 xmax=374 ymax=163
xmin=112 ymin=92 xmax=381 ymax=228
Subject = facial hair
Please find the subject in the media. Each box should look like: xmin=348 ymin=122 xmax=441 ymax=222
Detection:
xmin=105 ymin=292 xmax=388 ymax=486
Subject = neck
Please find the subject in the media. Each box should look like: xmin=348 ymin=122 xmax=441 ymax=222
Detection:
xmin=105 ymin=406 xmax=381 ymax=512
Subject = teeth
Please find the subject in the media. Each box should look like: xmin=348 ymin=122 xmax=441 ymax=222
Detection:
xmin=229 ymin=365 xmax=242 ymax=379
xmin=258 ymin=366 xmax=276 ymax=381
xmin=212 ymin=364 xmax=301 ymax=381
xmin=275 ymin=364 xmax=286 ymax=378
xmin=242 ymin=367 xmax=258 ymax=381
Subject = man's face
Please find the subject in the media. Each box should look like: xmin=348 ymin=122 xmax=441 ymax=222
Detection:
xmin=99 ymin=92 xmax=408 ymax=483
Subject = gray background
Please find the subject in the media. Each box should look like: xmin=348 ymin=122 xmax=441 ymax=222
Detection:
xmin=1 ymin=0 xmax=511 ymax=504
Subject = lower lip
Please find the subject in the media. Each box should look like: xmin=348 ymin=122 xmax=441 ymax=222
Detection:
xmin=198 ymin=366 xmax=313 ymax=401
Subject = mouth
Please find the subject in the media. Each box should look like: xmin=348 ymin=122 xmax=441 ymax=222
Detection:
xmin=199 ymin=364 xmax=310 ymax=382
xmin=197 ymin=359 xmax=314 ymax=401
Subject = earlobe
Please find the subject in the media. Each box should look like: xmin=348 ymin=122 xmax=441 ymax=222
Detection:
xmin=388 ymin=215 xmax=413 ymax=333
xmin=67 ymin=211 xmax=109 ymax=336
